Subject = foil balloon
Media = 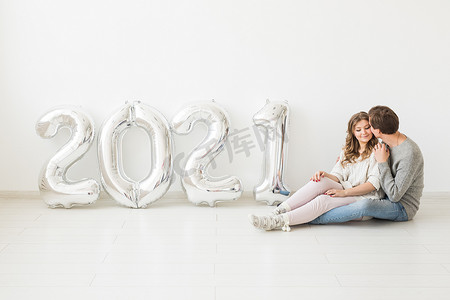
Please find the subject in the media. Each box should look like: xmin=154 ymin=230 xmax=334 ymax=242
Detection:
xmin=171 ymin=101 xmax=243 ymax=206
xmin=253 ymin=100 xmax=291 ymax=205
xmin=98 ymin=102 xmax=173 ymax=208
xmin=36 ymin=107 xmax=100 ymax=208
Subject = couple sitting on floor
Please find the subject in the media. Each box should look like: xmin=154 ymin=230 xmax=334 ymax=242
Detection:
xmin=249 ymin=105 xmax=424 ymax=231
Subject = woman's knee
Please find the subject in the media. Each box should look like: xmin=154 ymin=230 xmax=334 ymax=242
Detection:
xmin=313 ymin=195 xmax=334 ymax=210
xmin=314 ymin=194 xmax=329 ymax=204
xmin=309 ymin=177 xmax=341 ymax=191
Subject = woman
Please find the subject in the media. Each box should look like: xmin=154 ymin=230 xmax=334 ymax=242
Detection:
xmin=249 ymin=111 xmax=384 ymax=231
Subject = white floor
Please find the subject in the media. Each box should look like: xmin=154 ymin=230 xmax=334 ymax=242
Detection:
xmin=0 ymin=193 xmax=450 ymax=300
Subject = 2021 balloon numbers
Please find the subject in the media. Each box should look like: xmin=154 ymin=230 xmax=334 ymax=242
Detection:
xmin=36 ymin=100 xmax=290 ymax=208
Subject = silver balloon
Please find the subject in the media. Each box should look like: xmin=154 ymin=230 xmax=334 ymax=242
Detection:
xmin=98 ymin=102 xmax=173 ymax=208
xmin=253 ymin=100 xmax=291 ymax=205
xmin=171 ymin=101 xmax=243 ymax=206
xmin=36 ymin=107 xmax=100 ymax=208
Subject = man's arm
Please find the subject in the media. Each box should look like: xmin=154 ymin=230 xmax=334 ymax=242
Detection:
xmin=373 ymin=143 xmax=419 ymax=202
xmin=378 ymin=156 xmax=421 ymax=202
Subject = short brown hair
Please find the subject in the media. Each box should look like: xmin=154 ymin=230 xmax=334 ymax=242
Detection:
xmin=368 ymin=106 xmax=399 ymax=134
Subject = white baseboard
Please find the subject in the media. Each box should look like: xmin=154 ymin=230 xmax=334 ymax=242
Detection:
xmin=0 ymin=191 xmax=40 ymax=198
xmin=1 ymin=190 xmax=449 ymax=200
xmin=421 ymin=192 xmax=450 ymax=199
xmin=0 ymin=190 xmax=255 ymax=200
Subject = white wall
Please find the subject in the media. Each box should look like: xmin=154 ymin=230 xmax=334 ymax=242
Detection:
xmin=1 ymin=0 xmax=449 ymax=193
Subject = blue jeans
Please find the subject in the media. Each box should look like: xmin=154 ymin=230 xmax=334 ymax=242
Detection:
xmin=309 ymin=198 xmax=409 ymax=224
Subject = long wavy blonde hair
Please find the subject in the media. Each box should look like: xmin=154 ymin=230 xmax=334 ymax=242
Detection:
xmin=341 ymin=112 xmax=378 ymax=167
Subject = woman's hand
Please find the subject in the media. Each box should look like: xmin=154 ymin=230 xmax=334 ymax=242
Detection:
xmin=325 ymin=189 xmax=347 ymax=197
xmin=310 ymin=171 xmax=326 ymax=182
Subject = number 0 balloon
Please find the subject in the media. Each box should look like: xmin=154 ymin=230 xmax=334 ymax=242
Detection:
xmin=98 ymin=102 xmax=173 ymax=208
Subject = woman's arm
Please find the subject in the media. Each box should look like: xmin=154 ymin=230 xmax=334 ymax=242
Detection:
xmin=310 ymin=171 xmax=340 ymax=183
xmin=328 ymin=151 xmax=346 ymax=183
xmin=325 ymin=182 xmax=375 ymax=197
xmin=326 ymin=152 xmax=380 ymax=198
xmin=311 ymin=151 xmax=345 ymax=183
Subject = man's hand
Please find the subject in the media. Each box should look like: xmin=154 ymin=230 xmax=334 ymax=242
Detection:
xmin=374 ymin=143 xmax=389 ymax=163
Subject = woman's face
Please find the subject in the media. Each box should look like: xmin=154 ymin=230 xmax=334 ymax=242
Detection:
xmin=353 ymin=119 xmax=372 ymax=145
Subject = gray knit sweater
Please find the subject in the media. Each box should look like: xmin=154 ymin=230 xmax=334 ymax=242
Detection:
xmin=378 ymin=137 xmax=424 ymax=220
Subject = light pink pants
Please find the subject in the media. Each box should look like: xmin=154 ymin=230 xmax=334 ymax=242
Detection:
xmin=284 ymin=177 xmax=360 ymax=225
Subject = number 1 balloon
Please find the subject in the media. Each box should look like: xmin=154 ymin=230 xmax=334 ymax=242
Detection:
xmin=98 ymin=102 xmax=173 ymax=208
xmin=253 ymin=100 xmax=291 ymax=205
xmin=171 ymin=101 xmax=243 ymax=206
xmin=36 ymin=107 xmax=100 ymax=208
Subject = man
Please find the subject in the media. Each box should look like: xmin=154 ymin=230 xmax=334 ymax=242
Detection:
xmin=310 ymin=105 xmax=424 ymax=224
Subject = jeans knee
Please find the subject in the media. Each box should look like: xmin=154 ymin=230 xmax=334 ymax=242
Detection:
xmin=355 ymin=198 xmax=378 ymax=211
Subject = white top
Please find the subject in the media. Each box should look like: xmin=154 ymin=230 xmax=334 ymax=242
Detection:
xmin=330 ymin=151 xmax=385 ymax=200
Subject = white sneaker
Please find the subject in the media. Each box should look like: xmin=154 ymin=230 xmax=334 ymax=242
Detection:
xmin=271 ymin=203 xmax=290 ymax=215
xmin=248 ymin=214 xmax=290 ymax=231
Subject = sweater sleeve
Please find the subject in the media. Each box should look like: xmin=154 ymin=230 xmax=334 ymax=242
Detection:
xmin=330 ymin=151 xmax=345 ymax=182
xmin=378 ymin=151 xmax=422 ymax=203
xmin=366 ymin=153 xmax=381 ymax=191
